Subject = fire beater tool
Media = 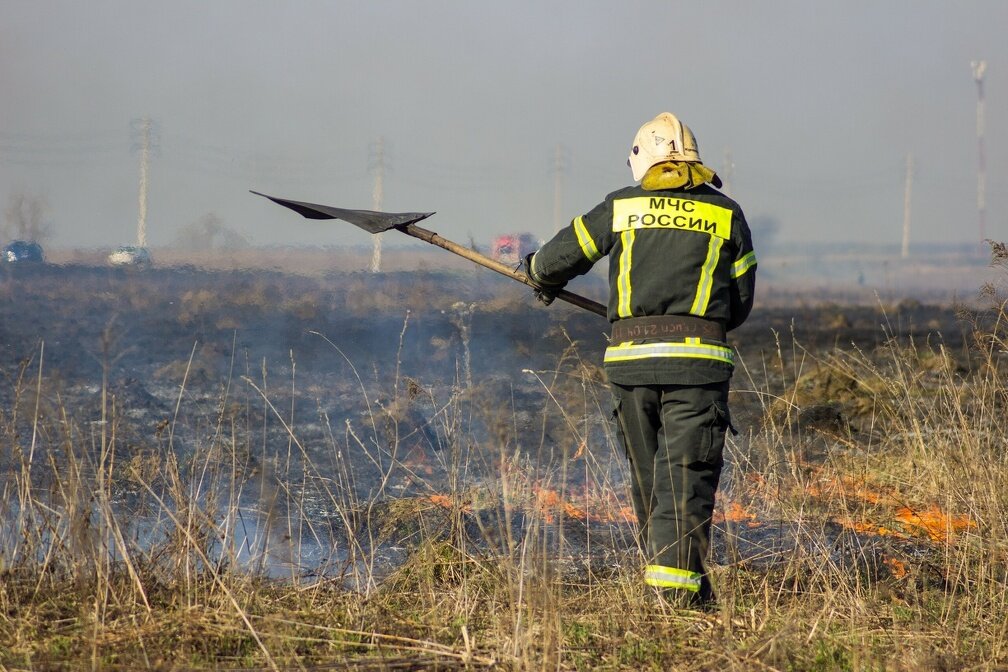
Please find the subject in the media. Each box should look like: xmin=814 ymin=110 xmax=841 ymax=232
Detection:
xmin=251 ymin=191 xmax=607 ymax=317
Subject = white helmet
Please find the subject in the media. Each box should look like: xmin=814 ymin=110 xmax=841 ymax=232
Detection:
xmin=627 ymin=112 xmax=702 ymax=181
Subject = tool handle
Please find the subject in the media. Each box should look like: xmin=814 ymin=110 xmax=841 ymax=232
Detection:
xmin=401 ymin=224 xmax=608 ymax=318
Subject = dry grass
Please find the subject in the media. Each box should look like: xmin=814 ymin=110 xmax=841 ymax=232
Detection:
xmin=1 ymin=252 xmax=1007 ymax=670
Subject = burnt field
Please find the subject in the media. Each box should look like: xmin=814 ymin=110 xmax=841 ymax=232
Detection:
xmin=0 ymin=261 xmax=984 ymax=574
xmin=1 ymin=259 xmax=1005 ymax=669
xmin=0 ymin=260 xmax=978 ymax=398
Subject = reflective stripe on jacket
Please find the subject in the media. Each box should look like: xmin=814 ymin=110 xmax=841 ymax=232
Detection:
xmin=529 ymin=182 xmax=756 ymax=386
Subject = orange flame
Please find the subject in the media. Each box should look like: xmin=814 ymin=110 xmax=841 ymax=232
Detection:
xmin=428 ymin=493 xmax=453 ymax=509
xmin=803 ymin=468 xmax=976 ymax=543
xmin=536 ymin=488 xmax=583 ymax=522
xmin=713 ymin=501 xmax=763 ymax=528
xmin=532 ymin=485 xmax=635 ymax=525
xmin=883 ymin=557 xmax=909 ymax=580
xmin=805 ymin=474 xmax=889 ymax=505
xmin=833 ymin=517 xmax=905 ymax=539
xmin=427 ymin=494 xmax=472 ymax=513
xmin=895 ymin=506 xmax=976 ymax=542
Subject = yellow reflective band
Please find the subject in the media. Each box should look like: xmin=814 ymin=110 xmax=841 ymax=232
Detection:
xmin=644 ymin=564 xmax=702 ymax=592
xmin=572 ymin=216 xmax=602 ymax=262
xmin=612 ymin=197 xmax=732 ymax=240
xmin=604 ymin=340 xmax=734 ymax=365
xmin=732 ymin=251 xmax=756 ymax=278
xmin=689 ymin=236 xmax=723 ymax=316
xmin=616 ymin=230 xmax=635 ymax=318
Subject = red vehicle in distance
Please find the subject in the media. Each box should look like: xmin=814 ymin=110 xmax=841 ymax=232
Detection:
xmin=490 ymin=233 xmax=539 ymax=265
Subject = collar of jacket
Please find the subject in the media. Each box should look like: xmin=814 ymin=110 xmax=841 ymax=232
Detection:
xmin=641 ymin=161 xmax=722 ymax=190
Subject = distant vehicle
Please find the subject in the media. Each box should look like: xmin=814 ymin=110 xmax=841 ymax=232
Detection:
xmin=108 ymin=245 xmax=152 ymax=267
xmin=3 ymin=240 xmax=45 ymax=263
xmin=491 ymin=233 xmax=539 ymax=264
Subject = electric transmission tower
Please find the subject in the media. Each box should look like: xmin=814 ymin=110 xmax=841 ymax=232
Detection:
xmin=130 ymin=117 xmax=159 ymax=247
xmin=369 ymin=136 xmax=386 ymax=272
xmin=972 ymin=60 xmax=987 ymax=245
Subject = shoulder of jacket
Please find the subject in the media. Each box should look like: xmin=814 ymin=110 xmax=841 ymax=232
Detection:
xmin=689 ymin=189 xmax=750 ymax=237
xmin=604 ymin=185 xmax=643 ymax=202
xmin=684 ymin=184 xmax=743 ymax=209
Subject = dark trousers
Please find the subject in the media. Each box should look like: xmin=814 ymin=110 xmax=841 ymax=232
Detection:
xmin=612 ymin=380 xmax=731 ymax=602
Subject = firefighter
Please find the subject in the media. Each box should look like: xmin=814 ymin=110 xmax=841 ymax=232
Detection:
xmin=524 ymin=112 xmax=756 ymax=607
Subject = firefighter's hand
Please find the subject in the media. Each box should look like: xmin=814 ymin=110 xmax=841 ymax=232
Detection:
xmin=523 ymin=253 xmax=565 ymax=306
xmin=534 ymin=285 xmax=563 ymax=306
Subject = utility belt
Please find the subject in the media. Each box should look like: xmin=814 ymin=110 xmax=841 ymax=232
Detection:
xmin=610 ymin=315 xmax=726 ymax=344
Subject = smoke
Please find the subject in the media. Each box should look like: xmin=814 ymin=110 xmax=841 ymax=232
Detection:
xmin=174 ymin=212 xmax=250 ymax=251
xmin=3 ymin=192 xmax=51 ymax=242
xmin=749 ymin=215 xmax=779 ymax=255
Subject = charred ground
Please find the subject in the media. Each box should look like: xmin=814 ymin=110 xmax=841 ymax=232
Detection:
xmin=0 ymin=261 xmax=975 ymax=387
xmin=0 ymin=262 xmax=982 ymax=558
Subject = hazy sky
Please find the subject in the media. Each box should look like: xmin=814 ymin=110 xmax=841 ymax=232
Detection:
xmin=2 ymin=1 xmax=1005 ymax=250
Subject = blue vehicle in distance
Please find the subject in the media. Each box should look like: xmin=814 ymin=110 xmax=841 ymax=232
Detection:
xmin=3 ymin=240 xmax=45 ymax=263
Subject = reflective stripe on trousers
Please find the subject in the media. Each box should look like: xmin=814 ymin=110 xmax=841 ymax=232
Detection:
xmin=644 ymin=564 xmax=703 ymax=592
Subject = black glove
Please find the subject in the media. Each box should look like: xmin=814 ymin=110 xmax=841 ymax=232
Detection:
xmin=523 ymin=253 xmax=565 ymax=306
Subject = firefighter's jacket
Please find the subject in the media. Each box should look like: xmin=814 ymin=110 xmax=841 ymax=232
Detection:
xmin=529 ymin=181 xmax=756 ymax=387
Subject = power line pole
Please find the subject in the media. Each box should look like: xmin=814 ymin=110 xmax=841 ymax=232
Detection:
xmin=369 ymin=136 xmax=385 ymax=273
xmin=553 ymin=143 xmax=568 ymax=234
xmin=902 ymin=153 xmax=913 ymax=259
xmin=130 ymin=117 xmax=158 ymax=248
xmin=972 ymin=60 xmax=987 ymax=244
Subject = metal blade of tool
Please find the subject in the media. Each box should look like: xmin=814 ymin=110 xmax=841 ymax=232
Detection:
xmin=250 ymin=191 xmax=434 ymax=232
xmin=252 ymin=191 xmax=607 ymax=317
